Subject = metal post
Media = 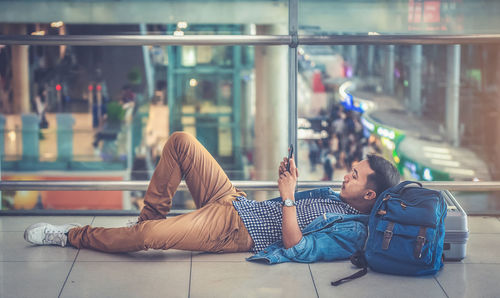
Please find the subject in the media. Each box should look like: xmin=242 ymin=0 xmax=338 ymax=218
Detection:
xmin=140 ymin=23 xmax=155 ymax=101
xmin=349 ymin=45 xmax=357 ymax=76
xmin=88 ymin=85 xmax=93 ymax=114
xmin=233 ymin=45 xmax=243 ymax=175
xmin=446 ymin=44 xmax=461 ymax=147
xmin=254 ymin=24 xmax=288 ymax=187
xmin=10 ymin=25 xmax=30 ymax=114
xmin=367 ymin=45 xmax=374 ymax=75
xmin=410 ymin=45 xmax=422 ymax=115
xmin=167 ymin=45 xmax=175 ymax=130
xmin=124 ymin=123 xmax=133 ymax=210
xmin=289 ymin=0 xmax=298 ymax=167
xmin=56 ymin=114 xmax=74 ymax=163
xmin=21 ymin=114 xmax=40 ymax=163
xmin=96 ymin=86 xmax=102 ymax=126
xmin=385 ymin=45 xmax=395 ymax=94
xmin=241 ymin=25 xmax=256 ymax=173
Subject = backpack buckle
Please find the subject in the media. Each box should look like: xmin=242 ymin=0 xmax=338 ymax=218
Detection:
xmin=382 ymin=222 xmax=395 ymax=250
xmin=377 ymin=210 xmax=387 ymax=216
xmin=414 ymin=227 xmax=427 ymax=258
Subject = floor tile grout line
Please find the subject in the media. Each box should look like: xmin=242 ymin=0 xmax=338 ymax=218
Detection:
xmin=449 ymin=262 xmax=500 ymax=265
xmin=190 ymin=259 xmax=258 ymax=262
xmin=0 ymin=260 xmax=80 ymax=263
xmin=58 ymin=216 xmax=93 ymax=298
xmin=308 ymin=264 xmax=320 ymax=298
xmin=434 ymin=276 xmax=450 ymax=298
xmin=188 ymin=252 xmax=193 ymax=298
xmin=58 ymin=249 xmax=80 ymax=298
xmin=65 ymin=260 xmax=191 ymax=263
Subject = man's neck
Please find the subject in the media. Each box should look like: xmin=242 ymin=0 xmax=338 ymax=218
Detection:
xmin=339 ymin=196 xmax=371 ymax=214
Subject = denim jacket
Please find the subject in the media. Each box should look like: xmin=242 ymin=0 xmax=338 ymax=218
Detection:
xmin=246 ymin=188 xmax=369 ymax=264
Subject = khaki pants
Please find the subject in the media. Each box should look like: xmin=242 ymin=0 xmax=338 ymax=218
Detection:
xmin=68 ymin=132 xmax=254 ymax=253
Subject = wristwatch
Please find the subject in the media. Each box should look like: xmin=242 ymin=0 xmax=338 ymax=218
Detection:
xmin=282 ymin=198 xmax=296 ymax=207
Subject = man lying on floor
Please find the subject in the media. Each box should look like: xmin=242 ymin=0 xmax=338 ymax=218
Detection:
xmin=24 ymin=132 xmax=400 ymax=264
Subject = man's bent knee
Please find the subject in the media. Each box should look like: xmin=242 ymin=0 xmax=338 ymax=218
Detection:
xmin=164 ymin=131 xmax=197 ymax=153
xmin=169 ymin=131 xmax=192 ymax=143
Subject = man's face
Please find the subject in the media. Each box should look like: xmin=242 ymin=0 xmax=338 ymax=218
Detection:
xmin=340 ymin=160 xmax=375 ymax=203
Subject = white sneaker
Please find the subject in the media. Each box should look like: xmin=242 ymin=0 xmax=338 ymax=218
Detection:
xmin=24 ymin=223 xmax=82 ymax=247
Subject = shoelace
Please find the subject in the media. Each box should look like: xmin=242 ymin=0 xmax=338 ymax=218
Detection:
xmin=43 ymin=230 xmax=66 ymax=246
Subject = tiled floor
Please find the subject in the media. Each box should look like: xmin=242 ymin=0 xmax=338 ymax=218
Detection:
xmin=1 ymin=216 xmax=500 ymax=298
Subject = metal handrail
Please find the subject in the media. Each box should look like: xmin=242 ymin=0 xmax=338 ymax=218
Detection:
xmin=2 ymin=34 xmax=500 ymax=46
xmin=299 ymin=34 xmax=500 ymax=45
xmin=1 ymin=180 xmax=500 ymax=191
xmin=0 ymin=35 xmax=289 ymax=46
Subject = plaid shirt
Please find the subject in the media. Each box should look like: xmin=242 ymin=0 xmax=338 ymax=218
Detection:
xmin=232 ymin=189 xmax=360 ymax=252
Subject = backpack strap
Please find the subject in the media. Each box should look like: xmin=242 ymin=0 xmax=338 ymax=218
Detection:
xmin=331 ymin=251 xmax=368 ymax=286
xmin=391 ymin=181 xmax=423 ymax=193
xmin=382 ymin=222 xmax=395 ymax=250
xmin=331 ymin=267 xmax=367 ymax=286
xmin=414 ymin=227 xmax=427 ymax=259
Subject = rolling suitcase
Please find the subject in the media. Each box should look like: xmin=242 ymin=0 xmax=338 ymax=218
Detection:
xmin=442 ymin=190 xmax=469 ymax=261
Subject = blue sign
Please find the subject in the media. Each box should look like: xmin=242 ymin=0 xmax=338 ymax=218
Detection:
xmin=341 ymin=93 xmax=364 ymax=113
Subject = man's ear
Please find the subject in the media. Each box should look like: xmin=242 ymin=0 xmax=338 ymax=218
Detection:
xmin=364 ymin=189 xmax=377 ymax=201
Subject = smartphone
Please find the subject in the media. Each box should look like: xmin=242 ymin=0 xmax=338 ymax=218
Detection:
xmin=286 ymin=144 xmax=294 ymax=172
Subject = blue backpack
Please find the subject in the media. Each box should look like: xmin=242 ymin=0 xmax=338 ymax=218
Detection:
xmin=332 ymin=181 xmax=447 ymax=285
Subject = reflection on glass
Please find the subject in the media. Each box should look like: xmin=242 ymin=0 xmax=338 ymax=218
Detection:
xmin=181 ymin=46 xmax=197 ymax=67
xmin=1 ymin=39 xmax=290 ymax=211
xmin=299 ymin=0 xmax=500 ymax=35
xmin=2 ymin=0 xmax=288 ymax=35
xmin=2 ymin=1 xmax=499 ymax=215
xmin=297 ymin=44 xmax=500 ymax=187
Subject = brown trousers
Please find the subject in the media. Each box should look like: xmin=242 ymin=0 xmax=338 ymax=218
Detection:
xmin=68 ymin=132 xmax=254 ymax=253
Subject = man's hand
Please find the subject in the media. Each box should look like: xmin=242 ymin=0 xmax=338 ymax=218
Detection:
xmin=278 ymin=156 xmax=299 ymax=200
xmin=278 ymin=156 xmax=302 ymax=249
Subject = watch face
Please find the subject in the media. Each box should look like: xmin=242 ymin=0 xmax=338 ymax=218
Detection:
xmin=284 ymin=199 xmax=295 ymax=207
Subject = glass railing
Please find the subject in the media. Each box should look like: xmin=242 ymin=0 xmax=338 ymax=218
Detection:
xmin=1 ymin=0 xmax=500 ymax=215
xmin=1 ymin=180 xmax=500 ymax=215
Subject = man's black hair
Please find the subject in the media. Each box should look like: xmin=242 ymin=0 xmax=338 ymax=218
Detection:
xmin=366 ymin=154 xmax=400 ymax=197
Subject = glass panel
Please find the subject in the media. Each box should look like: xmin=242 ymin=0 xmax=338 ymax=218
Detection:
xmin=0 ymin=38 xmax=289 ymax=210
xmin=297 ymin=43 xmax=500 ymax=214
xmin=299 ymin=0 xmax=500 ymax=35
xmin=451 ymin=191 xmax=500 ymax=215
xmin=0 ymin=1 xmax=288 ymax=36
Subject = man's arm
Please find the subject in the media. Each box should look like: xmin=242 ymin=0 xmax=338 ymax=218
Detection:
xmin=278 ymin=157 xmax=302 ymax=248
xmin=247 ymin=217 xmax=368 ymax=264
